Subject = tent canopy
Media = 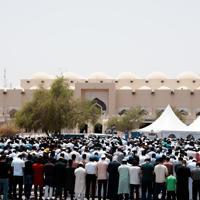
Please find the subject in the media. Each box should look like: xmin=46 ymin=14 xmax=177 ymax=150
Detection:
xmin=188 ymin=116 xmax=200 ymax=132
xmin=138 ymin=105 xmax=187 ymax=133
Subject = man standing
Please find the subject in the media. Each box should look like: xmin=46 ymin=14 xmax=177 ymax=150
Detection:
xmin=44 ymin=158 xmax=54 ymax=200
xmin=85 ymin=157 xmax=97 ymax=200
xmin=191 ymin=162 xmax=200 ymax=200
xmin=107 ymin=156 xmax=120 ymax=200
xmin=74 ymin=162 xmax=86 ymax=200
xmin=24 ymin=154 xmax=33 ymax=200
xmin=54 ymin=156 xmax=67 ymax=199
xmin=65 ymin=159 xmax=75 ymax=200
xmin=141 ymin=158 xmax=154 ymax=200
xmin=96 ymin=154 xmax=108 ymax=200
xmin=0 ymin=154 xmax=11 ymax=200
xmin=154 ymin=157 xmax=168 ymax=200
xmin=129 ymin=160 xmax=141 ymax=200
xmin=118 ymin=159 xmax=130 ymax=200
xmin=11 ymin=154 xmax=25 ymax=200
xmin=32 ymin=157 xmax=44 ymax=200
xmin=176 ymin=160 xmax=191 ymax=200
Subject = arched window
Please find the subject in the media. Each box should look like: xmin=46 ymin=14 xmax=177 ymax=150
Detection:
xmin=9 ymin=109 xmax=18 ymax=118
xmin=92 ymin=98 xmax=107 ymax=111
xmin=118 ymin=109 xmax=127 ymax=115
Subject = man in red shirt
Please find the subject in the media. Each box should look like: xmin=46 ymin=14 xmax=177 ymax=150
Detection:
xmin=32 ymin=157 xmax=44 ymax=200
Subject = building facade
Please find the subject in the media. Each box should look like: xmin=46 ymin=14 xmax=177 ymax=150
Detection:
xmin=1 ymin=71 xmax=200 ymax=132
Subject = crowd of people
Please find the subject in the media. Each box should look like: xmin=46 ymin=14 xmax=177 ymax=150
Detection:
xmin=0 ymin=134 xmax=199 ymax=200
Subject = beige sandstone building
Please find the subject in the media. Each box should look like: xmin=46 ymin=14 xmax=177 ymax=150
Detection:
xmin=1 ymin=71 xmax=200 ymax=133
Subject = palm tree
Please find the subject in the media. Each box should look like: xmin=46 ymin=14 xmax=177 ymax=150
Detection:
xmin=107 ymin=106 xmax=147 ymax=132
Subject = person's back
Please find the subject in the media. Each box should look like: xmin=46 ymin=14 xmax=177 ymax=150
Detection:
xmin=85 ymin=157 xmax=97 ymax=200
xmin=96 ymin=155 xmax=108 ymax=200
xmin=191 ymin=163 xmax=200 ymax=200
xmin=164 ymin=157 xmax=173 ymax=175
xmin=0 ymin=155 xmax=11 ymax=200
xmin=11 ymin=155 xmax=25 ymax=199
xmin=129 ymin=165 xmax=141 ymax=185
xmin=176 ymin=160 xmax=191 ymax=200
xmin=12 ymin=156 xmax=24 ymax=177
xmin=96 ymin=157 xmax=108 ymax=180
xmin=32 ymin=162 xmax=44 ymax=186
xmin=129 ymin=161 xmax=141 ymax=200
xmin=54 ymin=158 xmax=66 ymax=186
xmin=141 ymin=160 xmax=154 ymax=182
xmin=107 ymin=157 xmax=120 ymax=200
xmin=154 ymin=163 xmax=168 ymax=183
xmin=32 ymin=158 xmax=44 ymax=200
xmin=166 ymin=174 xmax=176 ymax=200
xmin=65 ymin=159 xmax=75 ymax=200
xmin=74 ymin=163 xmax=86 ymax=200
xmin=44 ymin=161 xmax=54 ymax=200
xmin=154 ymin=158 xmax=168 ymax=200
xmin=24 ymin=155 xmax=33 ymax=200
xmin=118 ymin=159 xmax=130 ymax=200
xmin=141 ymin=159 xmax=154 ymax=200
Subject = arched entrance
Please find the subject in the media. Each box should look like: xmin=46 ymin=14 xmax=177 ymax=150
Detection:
xmin=94 ymin=123 xmax=103 ymax=133
xmin=80 ymin=124 xmax=88 ymax=133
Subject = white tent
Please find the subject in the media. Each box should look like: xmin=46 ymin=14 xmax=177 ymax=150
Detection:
xmin=188 ymin=116 xmax=200 ymax=132
xmin=138 ymin=105 xmax=187 ymax=134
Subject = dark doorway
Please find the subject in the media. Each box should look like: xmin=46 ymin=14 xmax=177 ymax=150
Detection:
xmin=94 ymin=123 xmax=103 ymax=133
xmin=80 ymin=124 xmax=88 ymax=133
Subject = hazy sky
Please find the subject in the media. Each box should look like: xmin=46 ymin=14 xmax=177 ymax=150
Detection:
xmin=0 ymin=0 xmax=200 ymax=87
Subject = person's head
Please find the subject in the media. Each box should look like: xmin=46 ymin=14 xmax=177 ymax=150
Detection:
xmin=27 ymin=154 xmax=32 ymax=161
xmin=145 ymin=158 xmax=151 ymax=162
xmin=196 ymin=162 xmax=200 ymax=168
xmin=82 ymin=154 xmax=87 ymax=160
xmin=182 ymin=160 xmax=187 ymax=166
xmin=0 ymin=154 xmax=6 ymax=161
xmin=122 ymin=159 xmax=127 ymax=164
xmin=101 ymin=154 xmax=106 ymax=160
xmin=89 ymin=157 xmax=94 ymax=162
xmin=178 ymin=157 xmax=183 ymax=162
xmin=152 ymin=153 xmax=156 ymax=159
xmin=78 ymin=162 xmax=84 ymax=168
xmin=158 ymin=157 xmax=164 ymax=164
xmin=71 ymin=154 xmax=76 ymax=161
xmin=132 ymin=160 xmax=138 ymax=166
xmin=168 ymin=171 xmax=173 ymax=176
xmin=165 ymin=157 xmax=170 ymax=162
xmin=141 ymin=150 xmax=146 ymax=156
xmin=68 ymin=159 xmax=73 ymax=167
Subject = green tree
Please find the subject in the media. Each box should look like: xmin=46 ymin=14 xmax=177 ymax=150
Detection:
xmin=15 ymin=77 xmax=101 ymax=134
xmin=72 ymin=100 xmax=101 ymax=130
xmin=107 ymin=106 xmax=147 ymax=132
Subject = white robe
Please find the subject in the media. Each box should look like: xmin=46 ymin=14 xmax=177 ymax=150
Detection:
xmin=74 ymin=167 xmax=86 ymax=194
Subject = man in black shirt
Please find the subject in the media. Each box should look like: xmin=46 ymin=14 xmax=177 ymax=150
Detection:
xmin=141 ymin=158 xmax=154 ymax=200
xmin=0 ymin=154 xmax=11 ymax=200
xmin=54 ymin=156 xmax=67 ymax=199
xmin=24 ymin=154 xmax=33 ymax=200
